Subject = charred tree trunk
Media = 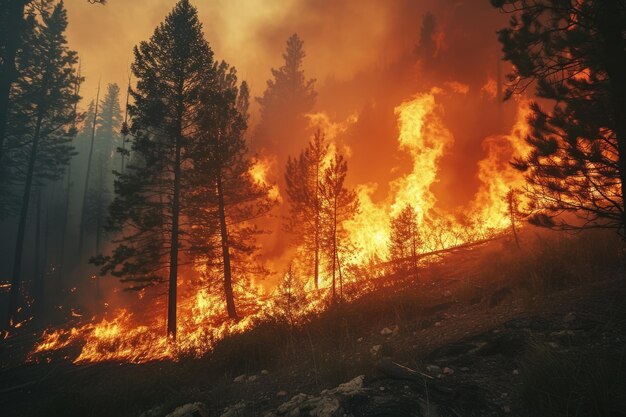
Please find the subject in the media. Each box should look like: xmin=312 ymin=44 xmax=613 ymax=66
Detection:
xmin=507 ymin=192 xmax=520 ymax=249
xmin=598 ymin=1 xmax=626 ymax=239
xmin=314 ymin=161 xmax=320 ymax=290
xmin=57 ymin=165 xmax=71 ymax=290
xmin=120 ymin=72 xmax=131 ymax=174
xmin=32 ymin=189 xmax=43 ymax=318
xmin=78 ymin=80 xmax=101 ymax=257
xmin=5 ymin=110 xmax=44 ymax=330
xmin=217 ymin=167 xmax=238 ymax=319
xmin=167 ymin=129 xmax=181 ymax=339
xmin=0 ymin=1 xmax=27 ymax=165
xmin=331 ymin=195 xmax=337 ymax=303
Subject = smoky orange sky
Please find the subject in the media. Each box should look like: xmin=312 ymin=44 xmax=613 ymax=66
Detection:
xmin=65 ymin=0 xmax=523 ymax=259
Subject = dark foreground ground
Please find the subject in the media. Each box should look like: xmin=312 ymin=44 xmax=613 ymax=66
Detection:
xmin=1 ymin=231 xmax=625 ymax=417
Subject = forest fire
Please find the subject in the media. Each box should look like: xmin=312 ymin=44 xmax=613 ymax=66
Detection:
xmin=28 ymin=84 xmax=532 ymax=365
xmin=2 ymin=1 xmax=625 ymax=416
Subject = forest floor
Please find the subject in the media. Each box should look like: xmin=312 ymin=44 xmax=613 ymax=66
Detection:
xmin=1 ymin=231 xmax=625 ymax=417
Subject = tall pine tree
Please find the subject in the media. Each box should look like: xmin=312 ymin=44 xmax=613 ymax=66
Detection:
xmin=4 ymin=0 xmax=80 ymax=329
xmin=94 ymin=0 xmax=216 ymax=339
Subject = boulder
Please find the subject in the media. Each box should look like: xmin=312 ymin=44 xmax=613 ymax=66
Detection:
xmin=165 ymin=403 xmax=209 ymax=417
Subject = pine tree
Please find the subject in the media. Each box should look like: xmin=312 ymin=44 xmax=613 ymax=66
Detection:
xmin=284 ymin=130 xmax=329 ymax=289
xmin=93 ymin=0 xmax=216 ymax=339
xmin=190 ymin=64 xmax=274 ymax=319
xmin=4 ymin=0 xmax=80 ymax=329
xmin=493 ymin=0 xmax=626 ymax=234
xmin=319 ymin=154 xmax=358 ymax=303
xmin=389 ymin=205 xmax=420 ymax=278
xmin=255 ymin=33 xmax=316 ymax=155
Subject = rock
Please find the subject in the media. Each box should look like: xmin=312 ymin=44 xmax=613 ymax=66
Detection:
xmin=392 ymin=325 xmax=400 ymax=336
xmin=233 ymin=374 xmax=246 ymax=383
xmin=563 ymin=312 xmax=576 ymax=323
xmin=460 ymin=367 xmax=470 ymax=372
xmin=247 ymin=375 xmax=259 ymax=382
xmin=503 ymin=405 xmax=511 ymax=413
xmin=434 ymin=321 xmax=442 ymax=327
xmin=426 ymin=364 xmax=441 ymax=375
xmin=166 ymin=403 xmax=209 ymax=417
xmin=442 ymin=367 xmax=454 ymax=375
xmin=261 ymin=369 xmax=270 ymax=375
xmin=356 ymin=337 xmax=363 ymax=343
xmin=274 ymin=376 xmax=364 ymax=417
xmin=370 ymin=344 xmax=382 ymax=355
xmin=220 ymin=401 xmax=250 ymax=417
xmin=512 ymin=369 xmax=519 ymax=375
xmin=548 ymin=342 xmax=559 ymax=349
xmin=380 ymin=327 xmax=393 ymax=336
xmin=276 ymin=390 xmax=287 ymax=397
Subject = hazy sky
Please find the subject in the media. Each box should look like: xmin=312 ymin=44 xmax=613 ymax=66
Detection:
xmin=65 ymin=0 xmax=453 ymax=106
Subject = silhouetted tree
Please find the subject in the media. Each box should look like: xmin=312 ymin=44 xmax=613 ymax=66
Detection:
xmin=3 ymin=0 xmax=80 ymax=329
xmin=84 ymin=83 xmax=122 ymax=255
xmin=190 ymin=65 xmax=273 ymax=319
xmin=493 ymin=0 xmax=626 ymax=234
xmin=77 ymin=81 xmax=101 ymax=257
xmin=389 ymin=205 xmax=420 ymax=278
xmin=284 ymin=130 xmax=329 ymax=289
xmin=93 ymin=0 xmax=216 ymax=339
xmin=319 ymin=154 xmax=358 ymax=303
xmin=255 ymin=33 xmax=316 ymax=155
xmin=0 ymin=0 xmax=105 ymax=167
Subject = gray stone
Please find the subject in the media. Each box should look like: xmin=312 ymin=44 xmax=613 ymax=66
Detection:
xmin=166 ymin=403 xmax=209 ymax=417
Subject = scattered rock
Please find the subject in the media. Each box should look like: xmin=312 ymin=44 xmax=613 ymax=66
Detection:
xmin=370 ymin=345 xmax=382 ymax=355
xmin=220 ymin=401 xmax=250 ymax=417
xmin=261 ymin=369 xmax=269 ymax=375
xmin=380 ymin=327 xmax=393 ymax=336
xmin=442 ymin=367 xmax=454 ymax=375
xmin=166 ymin=403 xmax=209 ymax=417
xmin=247 ymin=375 xmax=259 ymax=382
xmin=272 ymin=376 xmax=365 ymax=417
xmin=233 ymin=374 xmax=246 ymax=383
xmin=276 ymin=390 xmax=287 ymax=397
xmin=460 ymin=367 xmax=470 ymax=372
xmin=434 ymin=321 xmax=442 ymax=327
xmin=512 ymin=369 xmax=519 ymax=375
xmin=356 ymin=337 xmax=363 ymax=343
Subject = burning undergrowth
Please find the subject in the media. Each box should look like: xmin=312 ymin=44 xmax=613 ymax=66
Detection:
xmin=26 ymin=81 xmax=534 ymax=364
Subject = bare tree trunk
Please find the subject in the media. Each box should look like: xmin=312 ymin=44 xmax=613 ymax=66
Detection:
xmin=331 ymin=196 xmax=337 ymax=303
xmin=57 ymin=165 xmax=71 ymax=290
xmin=33 ymin=189 xmax=42 ymax=317
xmin=4 ymin=111 xmax=44 ymax=330
xmin=508 ymin=193 xmax=520 ymax=249
xmin=314 ymin=161 xmax=320 ymax=290
xmin=167 ymin=130 xmax=181 ymax=339
xmin=597 ymin=1 xmax=626 ymax=239
xmin=120 ymin=71 xmax=131 ymax=174
xmin=217 ymin=168 xmax=238 ymax=319
xmin=78 ymin=80 xmax=101 ymax=257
